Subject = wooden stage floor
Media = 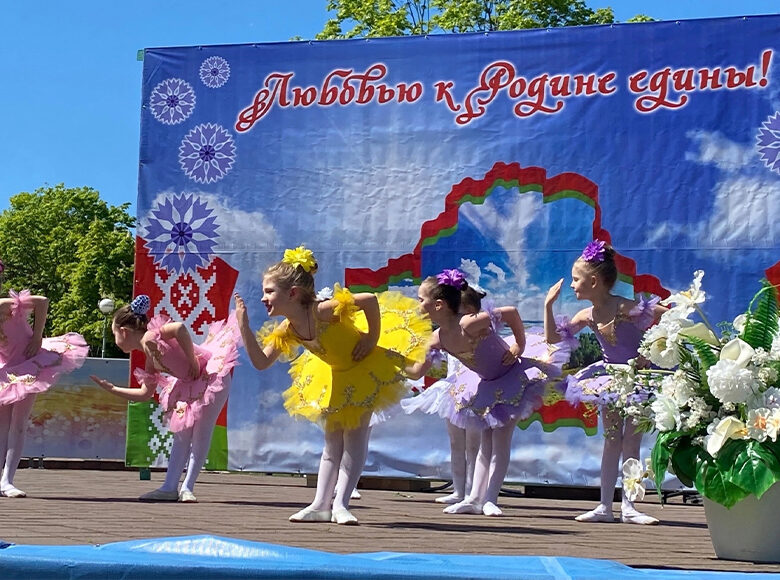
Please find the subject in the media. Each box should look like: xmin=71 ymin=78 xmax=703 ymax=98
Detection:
xmin=3 ymin=469 xmax=779 ymax=574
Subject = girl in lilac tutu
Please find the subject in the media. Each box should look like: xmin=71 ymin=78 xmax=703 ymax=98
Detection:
xmin=406 ymin=270 xmax=547 ymax=517
xmin=544 ymin=241 xmax=665 ymax=524
xmin=0 ymin=273 xmax=88 ymax=498
xmin=402 ymin=285 xmax=485 ymax=505
xmin=90 ymin=295 xmax=241 ymax=503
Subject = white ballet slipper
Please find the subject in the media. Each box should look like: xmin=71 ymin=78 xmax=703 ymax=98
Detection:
xmin=289 ymin=506 xmax=332 ymax=522
xmin=443 ymin=500 xmax=483 ymax=514
xmin=621 ymin=508 xmax=659 ymax=525
xmin=574 ymin=507 xmax=616 ymax=523
xmin=1 ymin=487 xmax=27 ymax=498
xmin=434 ymin=492 xmax=464 ymax=505
xmin=138 ymin=488 xmax=179 ymax=502
xmin=482 ymin=501 xmax=503 ymax=517
xmin=331 ymin=507 xmax=359 ymax=525
xmin=178 ymin=490 xmax=198 ymax=503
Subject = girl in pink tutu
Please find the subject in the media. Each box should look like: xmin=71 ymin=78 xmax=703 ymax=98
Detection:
xmin=0 ymin=279 xmax=88 ymax=498
xmin=406 ymin=270 xmax=550 ymax=517
xmin=90 ymin=295 xmax=241 ymax=503
xmin=544 ymin=241 xmax=665 ymax=524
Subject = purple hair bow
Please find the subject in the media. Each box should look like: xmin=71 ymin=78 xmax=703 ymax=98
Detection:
xmin=436 ymin=268 xmax=466 ymax=289
xmin=581 ymin=240 xmax=606 ymax=263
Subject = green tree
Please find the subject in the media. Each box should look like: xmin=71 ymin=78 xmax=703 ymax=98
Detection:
xmin=0 ymin=184 xmax=135 ymax=357
xmin=316 ymin=0 xmax=652 ymax=39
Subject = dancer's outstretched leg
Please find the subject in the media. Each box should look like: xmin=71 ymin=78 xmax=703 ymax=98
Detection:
xmin=332 ymin=414 xmax=371 ymax=525
xmin=575 ymin=408 xmax=621 ymax=522
xmin=619 ymin=419 xmax=658 ymax=524
xmin=482 ymin=422 xmax=516 ymax=516
xmin=290 ymin=426 xmax=344 ymax=522
xmin=0 ymin=395 xmax=37 ymax=497
xmin=179 ymin=382 xmax=231 ymax=502
xmin=436 ymin=420 xmax=467 ymax=504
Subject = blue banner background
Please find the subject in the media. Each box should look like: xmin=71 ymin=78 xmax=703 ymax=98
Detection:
xmin=137 ymin=16 xmax=780 ymax=482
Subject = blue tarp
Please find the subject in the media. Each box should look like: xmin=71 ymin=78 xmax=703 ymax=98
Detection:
xmin=0 ymin=536 xmax=777 ymax=579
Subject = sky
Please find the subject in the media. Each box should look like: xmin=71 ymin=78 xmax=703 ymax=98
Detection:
xmin=2 ymin=0 xmax=779 ymax=217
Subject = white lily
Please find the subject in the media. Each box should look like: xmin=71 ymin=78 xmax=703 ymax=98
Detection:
xmin=720 ymin=338 xmax=756 ymax=368
xmin=679 ymin=322 xmax=719 ymax=346
xmin=705 ymin=416 xmax=748 ymax=456
xmin=622 ymin=458 xmax=654 ymax=502
xmin=661 ymin=270 xmax=706 ymax=313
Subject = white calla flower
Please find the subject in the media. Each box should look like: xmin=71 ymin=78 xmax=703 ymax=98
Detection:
xmin=705 ymin=416 xmax=748 ymax=456
xmin=679 ymin=322 xmax=719 ymax=346
xmin=720 ymin=338 xmax=756 ymax=369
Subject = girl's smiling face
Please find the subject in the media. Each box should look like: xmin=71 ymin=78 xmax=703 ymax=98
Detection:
xmin=570 ymin=261 xmax=596 ymax=301
xmin=261 ymin=275 xmax=296 ymax=317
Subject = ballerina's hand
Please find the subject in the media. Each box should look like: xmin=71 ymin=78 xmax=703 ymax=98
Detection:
xmin=89 ymin=375 xmax=114 ymax=392
xmin=234 ymin=294 xmax=248 ymax=326
xmin=545 ymin=279 xmax=564 ymax=306
xmin=502 ymin=342 xmax=522 ymax=365
xmin=352 ymin=333 xmax=375 ymax=361
xmin=24 ymin=336 xmax=42 ymax=358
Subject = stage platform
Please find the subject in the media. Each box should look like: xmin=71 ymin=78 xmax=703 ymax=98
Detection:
xmin=1 ymin=469 xmax=779 ymax=578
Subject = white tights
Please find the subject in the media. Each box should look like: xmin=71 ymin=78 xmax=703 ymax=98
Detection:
xmin=159 ymin=378 xmax=231 ymax=494
xmin=599 ymin=407 xmax=643 ymax=511
xmin=0 ymin=395 xmax=38 ymax=493
xmin=310 ymin=413 xmax=371 ymax=512
xmin=446 ymin=420 xmax=481 ymax=498
xmin=465 ymin=422 xmax=516 ymax=506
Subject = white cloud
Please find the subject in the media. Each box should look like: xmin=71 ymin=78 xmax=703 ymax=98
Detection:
xmin=701 ymin=175 xmax=780 ymax=247
xmin=648 ymin=131 xmax=780 ymax=253
xmin=685 ymin=130 xmax=755 ymax=172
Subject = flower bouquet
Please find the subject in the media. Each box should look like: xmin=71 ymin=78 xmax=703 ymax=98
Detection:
xmin=609 ymin=271 xmax=780 ymax=509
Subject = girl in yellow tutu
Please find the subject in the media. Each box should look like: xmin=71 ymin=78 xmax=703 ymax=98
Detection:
xmin=235 ymin=246 xmax=430 ymax=525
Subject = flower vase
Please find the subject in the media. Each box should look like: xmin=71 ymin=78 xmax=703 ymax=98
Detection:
xmin=703 ymin=482 xmax=780 ymax=563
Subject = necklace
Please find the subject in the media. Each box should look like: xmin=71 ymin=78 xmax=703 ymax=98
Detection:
xmin=290 ymin=305 xmax=315 ymax=341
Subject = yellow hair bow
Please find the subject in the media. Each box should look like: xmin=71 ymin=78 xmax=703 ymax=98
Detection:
xmin=282 ymin=245 xmax=316 ymax=272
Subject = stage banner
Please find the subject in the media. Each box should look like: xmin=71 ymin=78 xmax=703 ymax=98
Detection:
xmin=25 ymin=358 xmax=128 ymax=461
xmin=134 ymin=16 xmax=780 ymax=485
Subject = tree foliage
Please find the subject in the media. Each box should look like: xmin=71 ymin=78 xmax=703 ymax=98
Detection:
xmin=0 ymin=184 xmax=135 ymax=357
xmin=316 ymin=0 xmax=652 ymax=39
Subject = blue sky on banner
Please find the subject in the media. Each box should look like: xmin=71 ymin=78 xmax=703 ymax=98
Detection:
xmin=1 ymin=0 xmax=779 ymax=213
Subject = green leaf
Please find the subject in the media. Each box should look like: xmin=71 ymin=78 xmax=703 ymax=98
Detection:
xmin=669 ymin=441 xmax=699 ymax=488
xmin=741 ymin=280 xmax=779 ymax=351
xmin=651 ymin=431 xmax=684 ymax=501
xmin=718 ymin=440 xmax=780 ymax=500
xmin=686 ymin=336 xmax=719 ymax=371
xmin=695 ymin=452 xmax=750 ymax=508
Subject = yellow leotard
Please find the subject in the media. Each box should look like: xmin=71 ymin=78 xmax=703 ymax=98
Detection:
xmin=261 ymin=285 xmax=430 ymax=431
